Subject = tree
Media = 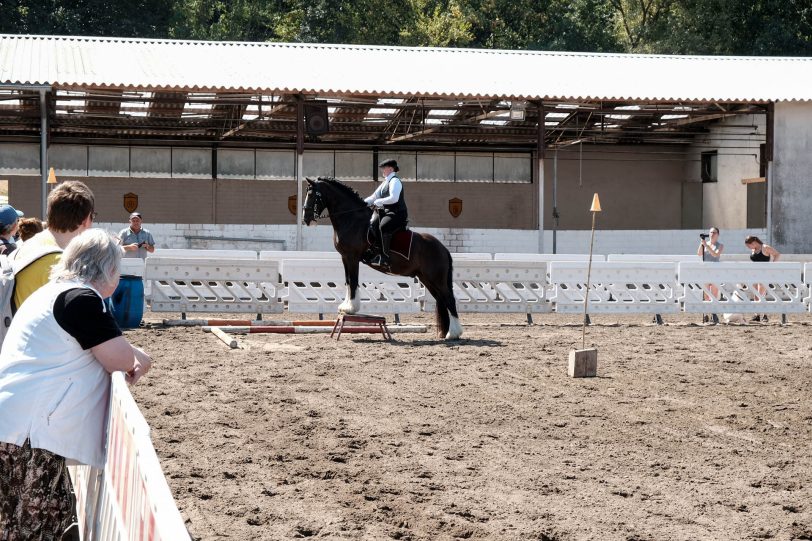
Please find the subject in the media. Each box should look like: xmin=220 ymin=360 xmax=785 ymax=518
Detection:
xmin=0 ymin=0 xmax=173 ymax=37
xmin=464 ymin=0 xmax=620 ymax=52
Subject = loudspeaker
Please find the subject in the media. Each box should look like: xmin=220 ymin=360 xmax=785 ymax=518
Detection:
xmin=304 ymin=102 xmax=329 ymax=135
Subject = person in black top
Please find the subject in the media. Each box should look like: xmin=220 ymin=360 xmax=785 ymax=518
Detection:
xmin=364 ymin=159 xmax=408 ymax=267
xmin=0 ymin=229 xmax=152 ymax=538
xmin=744 ymin=235 xmax=781 ymax=322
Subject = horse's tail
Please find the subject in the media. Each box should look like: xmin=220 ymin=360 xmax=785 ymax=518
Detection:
xmin=433 ymin=250 xmax=453 ymax=337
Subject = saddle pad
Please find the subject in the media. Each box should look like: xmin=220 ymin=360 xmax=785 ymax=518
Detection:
xmin=391 ymin=230 xmax=414 ymax=260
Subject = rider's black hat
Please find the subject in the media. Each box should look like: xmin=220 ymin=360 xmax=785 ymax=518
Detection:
xmin=378 ymin=159 xmax=399 ymax=172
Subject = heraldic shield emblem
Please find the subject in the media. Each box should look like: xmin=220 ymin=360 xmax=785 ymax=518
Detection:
xmin=448 ymin=197 xmax=463 ymax=218
xmin=288 ymin=194 xmax=297 ymax=216
xmin=123 ymin=192 xmax=138 ymax=213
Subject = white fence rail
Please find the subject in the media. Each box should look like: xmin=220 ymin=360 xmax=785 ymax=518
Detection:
xmin=280 ymin=259 xmax=420 ymax=314
xmin=145 ymin=257 xmax=282 ymax=313
xmin=69 ymin=373 xmax=189 ymax=540
xmin=138 ymin=250 xmax=812 ymax=316
xmin=153 ymin=248 xmax=258 ymax=259
xmin=423 ymin=260 xmax=550 ymax=313
xmin=495 ymin=253 xmax=602 ymax=262
xmin=549 ymin=262 xmax=681 ymax=314
xmin=678 ymin=262 xmax=807 ymax=314
xmin=607 ymin=254 xmax=701 ymax=263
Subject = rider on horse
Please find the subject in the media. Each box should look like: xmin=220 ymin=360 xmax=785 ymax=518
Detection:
xmin=364 ymin=159 xmax=408 ymax=267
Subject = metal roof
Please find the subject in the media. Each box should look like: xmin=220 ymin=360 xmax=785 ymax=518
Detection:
xmin=1 ymin=34 xmax=811 ymax=102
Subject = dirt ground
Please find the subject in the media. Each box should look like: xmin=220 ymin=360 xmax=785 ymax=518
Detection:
xmin=127 ymin=311 xmax=812 ymax=541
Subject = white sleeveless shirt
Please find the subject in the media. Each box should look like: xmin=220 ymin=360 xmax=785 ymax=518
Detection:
xmin=0 ymin=280 xmax=111 ymax=468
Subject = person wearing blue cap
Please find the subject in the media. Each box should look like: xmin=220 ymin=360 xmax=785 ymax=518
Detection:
xmin=0 ymin=204 xmax=24 ymax=256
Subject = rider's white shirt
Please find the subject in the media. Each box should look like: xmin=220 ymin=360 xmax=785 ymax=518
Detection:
xmin=364 ymin=172 xmax=402 ymax=208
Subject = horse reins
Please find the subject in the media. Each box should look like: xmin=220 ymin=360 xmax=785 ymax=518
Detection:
xmin=306 ymin=188 xmax=369 ymax=221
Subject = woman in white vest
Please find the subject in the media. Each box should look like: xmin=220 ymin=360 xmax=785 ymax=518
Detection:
xmin=0 ymin=229 xmax=153 ymax=538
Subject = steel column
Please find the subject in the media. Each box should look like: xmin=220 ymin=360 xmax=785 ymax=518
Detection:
xmin=537 ymin=102 xmax=545 ymax=253
xmin=39 ymin=88 xmax=48 ymax=219
xmin=296 ymin=97 xmax=305 ymax=250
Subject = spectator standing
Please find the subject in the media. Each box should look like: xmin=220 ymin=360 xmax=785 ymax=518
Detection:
xmin=697 ymin=226 xmax=724 ymax=324
xmin=745 ymin=235 xmax=781 ymax=322
xmin=13 ymin=181 xmax=96 ymax=310
xmin=16 ymin=217 xmax=44 ymax=243
xmin=0 ymin=204 xmax=23 ymax=256
xmin=118 ymin=212 xmax=155 ymax=259
xmin=0 ymin=229 xmax=152 ymax=538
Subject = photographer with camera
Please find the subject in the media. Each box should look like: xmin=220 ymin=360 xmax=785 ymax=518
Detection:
xmin=696 ymin=227 xmax=723 ymax=323
xmin=118 ymin=212 xmax=155 ymax=259
xmin=697 ymin=227 xmax=723 ymax=262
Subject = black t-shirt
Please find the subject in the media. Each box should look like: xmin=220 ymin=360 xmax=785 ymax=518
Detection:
xmin=53 ymin=288 xmax=122 ymax=350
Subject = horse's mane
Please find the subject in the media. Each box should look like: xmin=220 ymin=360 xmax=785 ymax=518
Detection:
xmin=318 ymin=177 xmax=365 ymax=205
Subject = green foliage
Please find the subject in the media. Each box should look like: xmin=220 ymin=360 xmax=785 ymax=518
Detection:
xmin=1 ymin=0 xmax=811 ymax=56
xmin=0 ymin=0 xmax=173 ymax=37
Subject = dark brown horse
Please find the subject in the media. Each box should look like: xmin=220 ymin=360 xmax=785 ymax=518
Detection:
xmin=302 ymin=177 xmax=462 ymax=339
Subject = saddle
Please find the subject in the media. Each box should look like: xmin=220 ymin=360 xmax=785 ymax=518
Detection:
xmin=364 ymin=227 xmax=414 ymax=267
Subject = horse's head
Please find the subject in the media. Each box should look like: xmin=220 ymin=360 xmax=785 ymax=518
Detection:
xmin=302 ymin=178 xmax=325 ymax=226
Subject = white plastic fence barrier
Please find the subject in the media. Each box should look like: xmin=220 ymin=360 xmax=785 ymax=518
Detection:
xmin=422 ymin=260 xmax=551 ymax=313
xmin=494 ymin=253 xmax=602 ymax=262
xmin=722 ymin=254 xmax=812 ymax=263
xmin=806 ymin=263 xmax=812 ymax=312
xmin=678 ymin=262 xmax=806 ymax=314
xmin=549 ymin=261 xmax=681 ymax=314
xmin=120 ymin=258 xmax=145 ymax=277
xmin=280 ymin=259 xmax=420 ymax=314
xmin=145 ymin=258 xmax=282 ymax=313
xmin=152 ymin=249 xmax=258 ymax=259
xmin=608 ymin=254 xmax=701 ymax=263
xmin=259 ymin=250 xmax=340 ymax=261
xmin=451 ymin=252 xmax=493 ymax=261
xmin=69 ymin=373 xmax=189 ymax=540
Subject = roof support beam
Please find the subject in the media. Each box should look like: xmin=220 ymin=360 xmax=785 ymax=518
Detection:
xmin=220 ymin=102 xmax=290 ymax=140
xmin=385 ymin=109 xmax=506 ymax=144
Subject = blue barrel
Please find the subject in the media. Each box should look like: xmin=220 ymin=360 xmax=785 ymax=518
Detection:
xmin=110 ymin=275 xmax=145 ymax=329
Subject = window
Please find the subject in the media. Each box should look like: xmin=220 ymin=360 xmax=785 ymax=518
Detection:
xmin=701 ymin=151 xmax=718 ymax=183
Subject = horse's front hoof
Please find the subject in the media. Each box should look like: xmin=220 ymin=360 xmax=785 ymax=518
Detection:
xmin=445 ymin=317 xmax=463 ymax=340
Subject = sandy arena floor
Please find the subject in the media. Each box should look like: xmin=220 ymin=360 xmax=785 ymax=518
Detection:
xmin=127 ymin=312 xmax=812 ymax=541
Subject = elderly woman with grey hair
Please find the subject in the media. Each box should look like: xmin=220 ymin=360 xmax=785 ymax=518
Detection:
xmin=0 ymin=229 xmax=152 ymax=538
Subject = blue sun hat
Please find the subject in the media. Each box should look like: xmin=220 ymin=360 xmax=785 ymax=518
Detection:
xmin=0 ymin=205 xmax=23 ymax=227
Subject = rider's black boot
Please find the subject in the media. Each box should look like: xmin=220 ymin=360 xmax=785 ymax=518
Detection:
xmin=378 ymin=233 xmax=393 ymax=267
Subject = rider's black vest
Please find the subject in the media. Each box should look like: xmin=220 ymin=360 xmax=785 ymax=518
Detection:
xmin=380 ymin=175 xmax=408 ymax=217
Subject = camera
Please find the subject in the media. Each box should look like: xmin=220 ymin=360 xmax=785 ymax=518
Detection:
xmin=699 ymin=233 xmax=709 ymax=240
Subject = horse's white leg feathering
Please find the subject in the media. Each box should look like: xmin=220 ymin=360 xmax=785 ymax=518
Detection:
xmin=338 ymin=285 xmax=362 ymax=314
xmin=339 ymin=285 xmax=356 ymax=314
xmin=446 ymin=314 xmax=463 ymax=340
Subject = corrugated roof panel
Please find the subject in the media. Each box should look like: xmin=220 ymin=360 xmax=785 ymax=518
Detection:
xmin=1 ymin=35 xmax=811 ymax=102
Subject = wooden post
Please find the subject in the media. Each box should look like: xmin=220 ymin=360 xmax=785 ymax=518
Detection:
xmin=582 ymin=193 xmax=601 ymax=349
xmin=569 ymin=193 xmax=601 ymax=378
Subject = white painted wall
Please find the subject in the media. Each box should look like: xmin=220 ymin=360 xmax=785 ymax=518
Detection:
xmin=772 ymin=101 xmax=812 ymax=253
xmin=97 ymin=222 xmax=765 ymax=256
xmin=685 ymin=114 xmax=765 ymax=230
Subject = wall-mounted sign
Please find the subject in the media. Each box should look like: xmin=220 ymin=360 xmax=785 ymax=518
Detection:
xmin=123 ymin=192 xmax=138 ymax=213
xmin=449 ymin=197 xmax=463 ymax=218
xmin=288 ymin=195 xmax=297 ymax=216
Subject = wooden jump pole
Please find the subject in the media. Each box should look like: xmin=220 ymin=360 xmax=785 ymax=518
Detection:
xmin=204 ymin=326 xmax=238 ymax=349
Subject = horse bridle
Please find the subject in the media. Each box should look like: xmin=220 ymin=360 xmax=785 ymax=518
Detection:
xmin=305 ymin=184 xmax=369 ymax=221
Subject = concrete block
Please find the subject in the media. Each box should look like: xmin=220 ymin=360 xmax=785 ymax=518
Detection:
xmin=568 ymin=348 xmax=598 ymax=378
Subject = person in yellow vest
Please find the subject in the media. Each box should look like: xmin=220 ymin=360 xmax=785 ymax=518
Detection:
xmin=13 ymin=181 xmax=96 ymax=311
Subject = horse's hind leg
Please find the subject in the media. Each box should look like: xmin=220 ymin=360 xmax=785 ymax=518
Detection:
xmin=442 ymin=287 xmax=463 ymax=340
